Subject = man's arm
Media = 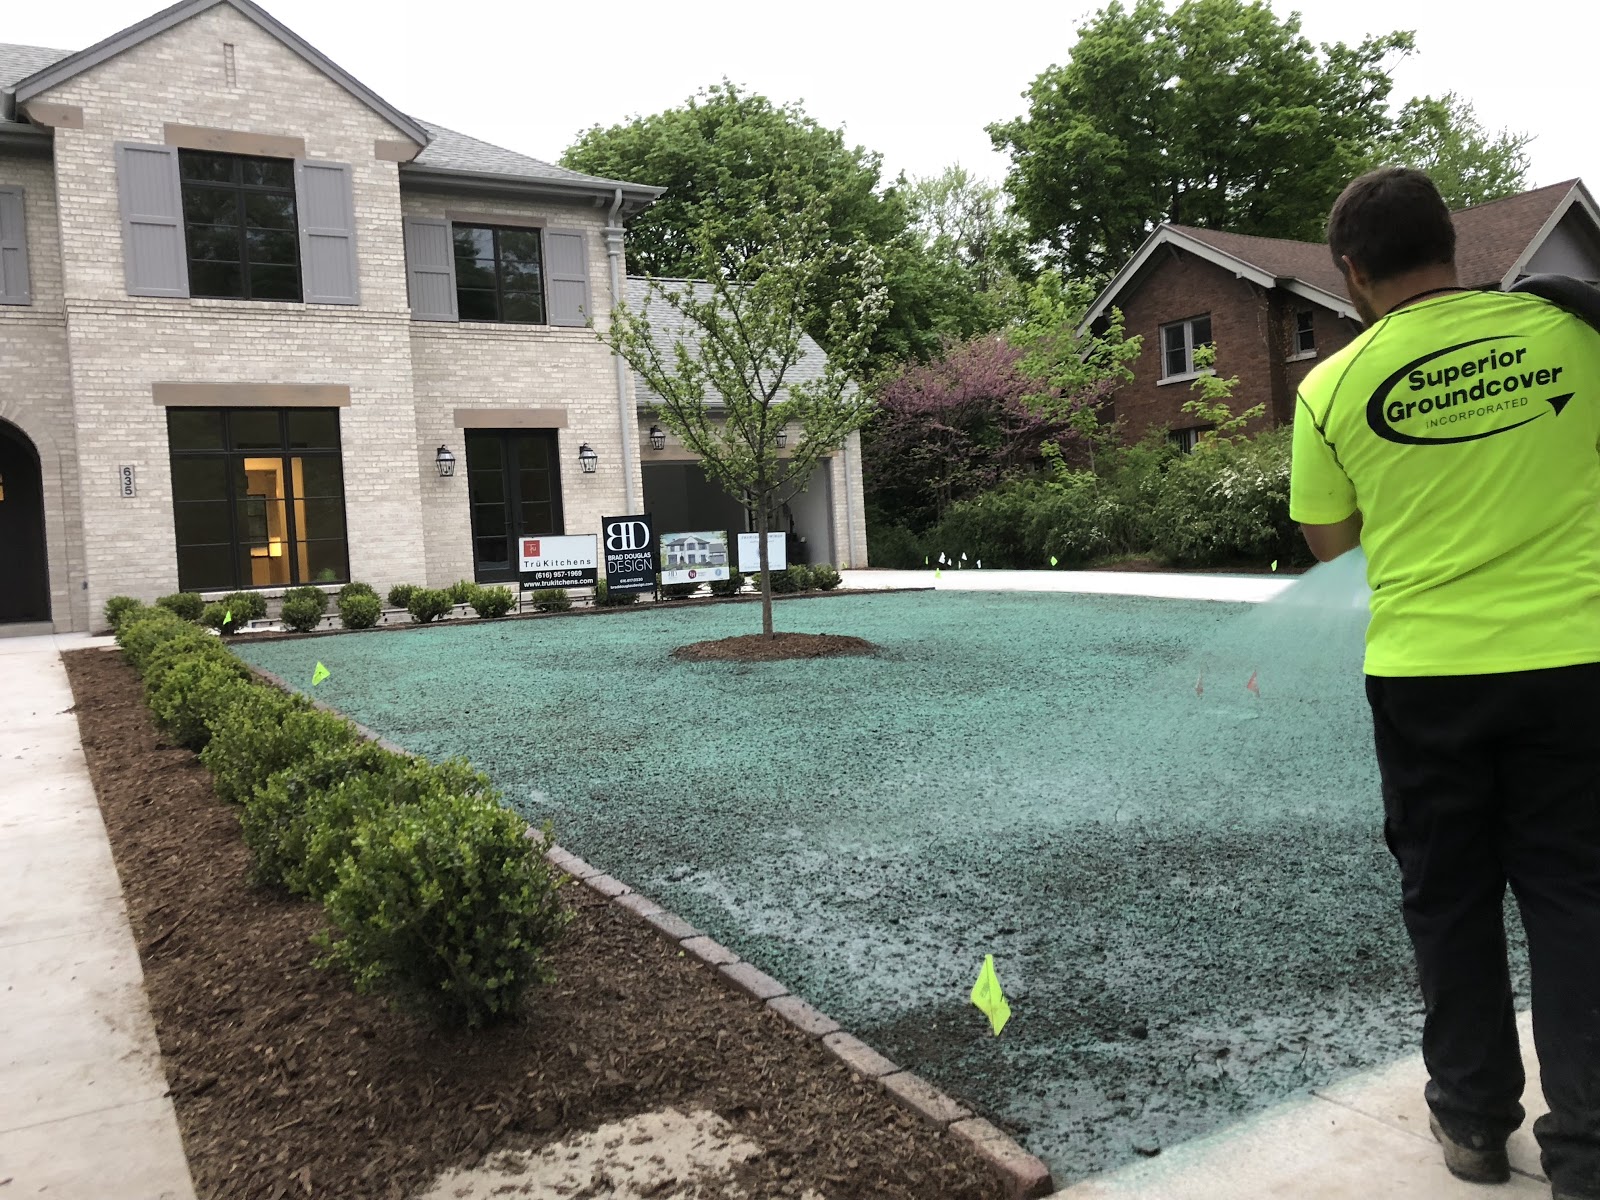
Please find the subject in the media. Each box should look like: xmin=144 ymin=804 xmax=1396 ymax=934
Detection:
xmin=1300 ymin=512 xmax=1363 ymax=562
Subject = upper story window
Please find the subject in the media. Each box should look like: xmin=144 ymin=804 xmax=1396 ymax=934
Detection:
xmin=179 ymin=150 xmax=302 ymax=302
xmin=453 ymin=225 xmax=546 ymax=324
xmin=1293 ymin=309 xmax=1317 ymax=357
xmin=1161 ymin=314 xmax=1212 ymax=380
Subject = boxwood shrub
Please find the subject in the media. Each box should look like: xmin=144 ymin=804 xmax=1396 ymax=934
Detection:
xmin=810 ymin=564 xmax=842 ymax=590
xmin=222 ymin=590 xmax=269 ymax=623
xmin=709 ymin=570 xmax=745 ymax=597
xmin=338 ymin=592 xmax=382 ymax=630
xmin=469 ymin=585 xmax=515 ymax=618
xmin=530 ymin=588 xmax=571 ymax=613
xmin=406 ymin=587 xmax=453 ymax=624
xmin=386 ymin=583 xmax=418 ymax=609
xmin=155 ymin=592 xmax=205 ymax=622
xmin=104 ymin=595 xmax=144 ymax=630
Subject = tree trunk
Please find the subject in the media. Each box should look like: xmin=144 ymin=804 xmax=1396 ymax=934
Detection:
xmin=756 ymin=495 xmax=774 ymax=638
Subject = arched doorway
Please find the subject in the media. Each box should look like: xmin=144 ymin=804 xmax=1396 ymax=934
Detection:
xmin=0 ymin=420 xmax=50 ymax=623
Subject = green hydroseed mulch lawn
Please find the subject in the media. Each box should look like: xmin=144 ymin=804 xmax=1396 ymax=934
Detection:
xmin=237 ymin=588 xmax=1529 ymax=1184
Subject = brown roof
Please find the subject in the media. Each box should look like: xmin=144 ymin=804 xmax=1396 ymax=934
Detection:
xmin=1170 ymin=180 xmax=1578 ymax=294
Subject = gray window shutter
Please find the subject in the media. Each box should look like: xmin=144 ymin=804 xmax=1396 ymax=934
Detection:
xmin=295 ymin=160 xmax=359 ymax=305
xmin=115 ymin=143 xmax=189 ymax=298
xmin=403 ymin=216 xmax=457 ymax=320
xmin=0 ymin=186 xmax=30 ymax=305
xmin=545 ymin=228 xmax=591 ymax=327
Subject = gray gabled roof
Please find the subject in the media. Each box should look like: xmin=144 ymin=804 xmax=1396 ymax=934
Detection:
xmin=404 ymin=121 xmax=662 ymax=209
xmin=0 ymin=42 xmax=71 ymax=128
xmin=624 ymin=277 xmax=836 ymax=409
xmin=8 ymin=0 xmax=430 ymax=146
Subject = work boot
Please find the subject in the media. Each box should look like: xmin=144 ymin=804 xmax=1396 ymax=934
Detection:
xmin=1430 ymin=1114 xmax=1511 ymax=1184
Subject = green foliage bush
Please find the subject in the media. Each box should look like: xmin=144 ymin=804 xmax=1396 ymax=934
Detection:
xmin=338 ymin=581 xmax=377 ymax=604
xmin=241 ymin=741 xmax=397 ymax=890
xmin=104 ymin=596 xmax=144 ymax=630
xmin=201 ymin=602 xmax=239 ymax=635
xmin=147 ymin=654 xmax=255 ymax=750
xmin=338 ymin=592 xmax=382 ymax=630
xmin=864 ymin=519 xmax=926 ymax=570
xmin=709 ymin=571 xmax=745 ymax=597
xmin=810 ymin=564 xmax=842 ymax=590
xmin=280 ymin=594 xmax=327 ymax=633
xmin=222 ymin=591 xmax=268 ymax=622
xmin=386 ymin=583 xmax=418 ymax=609
xmin=283 ymin=585 xmax=329 ymax=616
xmin=762 ymin=566 xmax=809 ymax=594
xmin=199 ymin=689 xmax=355 ymax=806
xmin=116 ymin=607 xmax=199 ymax=673
xmin=447 ymin=579 xmax=479 ymax=605
xmin=594 ymin=579 xmax=637 ymax=606
xmin=156 ymin=592 xmax=205 ymax=622
xmin=1148 ymin=427 xmax=1303 ymax=567
xmin=661 ymin=581 xmax=700 ymax=599
xmin=469 ymin=585 xmax=515 ymax=618
xmin=318 ymin=799 xmax=569 ymax=1028
xmin=530 ymin=588 xmax=571 ymax=612
xmin=406 ymin=588 xmax=453 ymax=624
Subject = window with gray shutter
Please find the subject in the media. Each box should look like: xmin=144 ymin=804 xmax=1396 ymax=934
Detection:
xmin=403 ymin=216 xmax=457 ymax=320
xmin=544 ymin=228 xmax=591 ymax=327
xmin=115 ymin=143 xmax=190 ymax=297
xmin=295 ymin=160 xmax=358 ymax=305
xmin=0 ymin=186 xmax=30 ymax=305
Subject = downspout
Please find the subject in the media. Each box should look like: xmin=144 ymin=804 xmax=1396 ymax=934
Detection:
xmin=606 ymin=187 xmax=639 ymax=513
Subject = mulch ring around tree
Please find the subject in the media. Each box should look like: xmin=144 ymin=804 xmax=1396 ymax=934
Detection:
xmin=61 ymin=649 xmax=999 ymax=1200
xmin=670 ymin=633 xmax=881 ymax=663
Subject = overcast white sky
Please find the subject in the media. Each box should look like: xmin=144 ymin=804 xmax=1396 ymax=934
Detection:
xmin=8 ymin=0 xmax=1594 ymax=193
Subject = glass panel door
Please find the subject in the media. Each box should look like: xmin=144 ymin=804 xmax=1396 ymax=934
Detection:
xmin=465 ymin=430 xmax=564 ymax=582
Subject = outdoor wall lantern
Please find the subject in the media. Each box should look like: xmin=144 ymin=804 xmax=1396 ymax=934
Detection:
xmin=578 ymin=443 xmax=599 ymax=474
xmin=775 ymin=428 xmax=788 ymax=448
xmin=434 ymin=445 xmax=456 ymax=478
xmin=648 ymin=424 xmax=667 ymax=451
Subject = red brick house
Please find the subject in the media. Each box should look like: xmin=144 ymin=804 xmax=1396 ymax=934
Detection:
xmin=1080 ymin=179 xmax=1600 ymax=448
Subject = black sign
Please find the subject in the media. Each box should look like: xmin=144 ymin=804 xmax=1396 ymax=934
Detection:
xmin=602 ymin=514 xmax=658 ymax=594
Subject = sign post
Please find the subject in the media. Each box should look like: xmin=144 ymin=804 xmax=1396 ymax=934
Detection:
xmin=518 ymin=535 xmax=599 ymax=590
xmin=601 ymin=514 xmax=658 ymax=599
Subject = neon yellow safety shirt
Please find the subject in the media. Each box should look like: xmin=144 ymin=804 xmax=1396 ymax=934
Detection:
xmin=1290 ymin=288 xmax=1600 ymax=677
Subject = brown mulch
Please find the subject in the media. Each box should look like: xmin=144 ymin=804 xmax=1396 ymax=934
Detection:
xmin=62 ymin=649 xmax=998 ymax=1200
xmin=670 ymin=633 xmax=881 ymax=663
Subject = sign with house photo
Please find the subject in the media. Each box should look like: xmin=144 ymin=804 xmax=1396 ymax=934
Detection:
xmin=660 ymin=530 xmax=730 ymax=585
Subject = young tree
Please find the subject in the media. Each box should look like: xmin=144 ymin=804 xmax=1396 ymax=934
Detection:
xmin=1376 ymin=93 xmax=1532 ymax=210
xmin=989 ymin=0 xmax=1412 ymax=277
xmin=603 ymin=185 xmax=888 ymax=638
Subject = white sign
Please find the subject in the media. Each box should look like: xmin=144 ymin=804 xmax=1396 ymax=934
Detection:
xmin=660 ymin=530 xmax=730 ymax=585
xmin=118 ymin=465 xmax=136 ymax=497
xmin=737 ymin=532 xmax=788 ymax=573
xmin=518 ymin=534 xmax=599 ymax=587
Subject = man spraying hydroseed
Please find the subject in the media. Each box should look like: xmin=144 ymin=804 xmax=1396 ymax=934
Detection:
xmin=1290 ymin=167 xmax=1600 ymax=1200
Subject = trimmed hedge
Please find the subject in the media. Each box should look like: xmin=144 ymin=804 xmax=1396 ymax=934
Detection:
xmin=447 ymin=579 xmax=478 ymax=606
xmin=709 ymin=571 xmax=745 ymax=597
xmin=594 ymin=580 xmax=637 ymax=607
xmin=810 ymin=564 xmax=842 ymax=590
xmin=406 ymin=588 xmax=453 ymax=624
xmin=104 ymin=596 xmax=144 ymax=630
xmin=469 ymin=585 xmax=515 ymax=619
xmin=386 ymin=583 xmax=418 ymax=609
xmin=529 ymin=588 xmax=571 ymax=613
xmin=281 ymin=594 xmax=327 ymax=633
xmin=338 ymin=592 xmax=382 ymax=630
xmin=156 ymin=592 xmax=205 ymax=622
xmin=223 ymin=591 xmax=269 ymax=622
xmin=338 ymin=581 xmax=377 ymax=604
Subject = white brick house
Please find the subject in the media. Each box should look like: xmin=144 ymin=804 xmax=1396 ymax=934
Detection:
xmin=0 ymin=0 xmax=869 ymax=633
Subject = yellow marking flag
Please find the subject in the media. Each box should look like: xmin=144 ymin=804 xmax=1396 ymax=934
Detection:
xmin=970 ymin=954 xmax=1011 ymax=1036
xmin=1049 ymin=555 xmax=1058 ymax=567
xmin=1270 ymin=560 xmax=1279 ymax=572
xmin=311 ymin=661 xmax=330 ymax=687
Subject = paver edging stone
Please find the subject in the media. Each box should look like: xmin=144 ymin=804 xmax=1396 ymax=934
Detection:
xmin=544 ymin=840 xmax=1057 ymax=1199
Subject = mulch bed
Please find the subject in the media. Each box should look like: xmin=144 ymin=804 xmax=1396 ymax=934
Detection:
xmin=62 ymin=649 xmax=999 ymax=1200
xmin=669 ymin=633 xmax=881 ymax=663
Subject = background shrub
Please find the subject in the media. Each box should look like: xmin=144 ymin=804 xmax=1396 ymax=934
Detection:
xmin=280 ymin=594 xmax=327 ymax=633
xmin=104 ymin=595 xmax=144 ymax=630
xmin=338 ymin=581 xmax=377 ymax=604
xmin=338 ymin=592 xmax=382 ymax=630
xmin=1148 ymin=427 xmax=1304 ymax=567
xmin=282 ymin=585 xmax=329 ymax=616
xmin=199 ymin=690 xmax=355 ymax=806
xmin=319 ymin=801 xmax=569 ymax=1027
xmin=594 ymin=580 xmax=637 ymax=607
xmin=447 ymin=579 xmax=478 ymax=605
xmin=155 ymin=592 xmax=205 ymax=622
xmin=406 ymin=588 xmax=453 ymax=624
xmin=862 ymin=519 xmax=925 ymax=570
xmin=762 ymin=566 xmax=809 ymax=595
xmin=530 ymin=588 xmax=571 ymax=613
xmin=242 ymin=741 xmax=398 ymax=890
xmin=222 ymin=591 xmax=268 ymax=623
xmin=709 ymin=570 xmax=745 ymax=597
xmin=810 ymin=564 xmax=842 ymax=590
xmin=661 ymin=581 xmax=700 ymax=599
xmin=469 ymin=585 xmax=515 ymax=618
xmin=387 ymin=583 xmax=418 ymax=609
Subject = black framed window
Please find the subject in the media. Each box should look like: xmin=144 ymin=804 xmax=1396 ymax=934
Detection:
xmin=1160 ymin=314 xmax=1213 ymax=378
xmin=1294 ymin=309 xmax=1317 ymax=355
xmin=168 ymin=408 xmax=348 ymax=591
xmin=453 ymin=225 xmax=547 ymax=324
xmin=465 ymin=430 xmax=564 ymax=582
xmin=179 ymin=150 xmax=302 ymax=302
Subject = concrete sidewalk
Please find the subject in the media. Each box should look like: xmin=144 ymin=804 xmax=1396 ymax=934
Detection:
xmin=0 ymin=633 xmax=195 ymax=1199
xmin=840 ymin=567 xmax=1294 ymax=604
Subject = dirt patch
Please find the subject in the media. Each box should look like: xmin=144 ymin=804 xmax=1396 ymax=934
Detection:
xmin=671 ymin=633 xmax=881 ymax=663
xmin=61 ymin=648 xmax=1000 ymax=1200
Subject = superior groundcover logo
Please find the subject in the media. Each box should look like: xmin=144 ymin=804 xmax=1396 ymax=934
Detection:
xmin=1367 ymin=336 xmax=1575 ymax=445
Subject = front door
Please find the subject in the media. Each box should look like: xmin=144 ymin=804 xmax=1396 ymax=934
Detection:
xmin=465 ymin=430 xmax=565 ymax=582
xmin=0 ymin=422 xmax=50 ymax=623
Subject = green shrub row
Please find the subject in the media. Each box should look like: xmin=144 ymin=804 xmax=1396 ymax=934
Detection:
xmin=113 ymin=608 xmax=569 ymax=1027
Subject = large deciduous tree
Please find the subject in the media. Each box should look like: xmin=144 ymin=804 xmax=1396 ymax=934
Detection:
xmin=989 ymin=0 xmax=1412 ymax=277
xmin=603 ymin=180 xmax=888 ymax=639
xmin=565 ymin=82 xmax=985 ymax=365
xmin=1377 ymin=93 xmax=1532 ymax=210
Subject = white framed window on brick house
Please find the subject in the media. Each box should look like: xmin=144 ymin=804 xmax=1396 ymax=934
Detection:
xmin=167 ymin=408 xmax=350 ymax=591
xmin=402 ymin=216 xmax=591 ymax=327
xmin=115 ymin=143 xmax=357 ymax=304
xmin=1159 ymin=314 xmax=1212 ymax=382
xmin=1289 ymin=309 xmax=1317 ymax=359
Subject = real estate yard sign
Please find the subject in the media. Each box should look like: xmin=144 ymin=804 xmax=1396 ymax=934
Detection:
xmin=660 ymin=530 xmax=730 ymax=585
xmin=736 ymin=532 xmax=787 ymax=574
xmin=519 ymin=535 xmax=598 ymax=588
xmin=602 ymin=514 xmax=657 ymax=594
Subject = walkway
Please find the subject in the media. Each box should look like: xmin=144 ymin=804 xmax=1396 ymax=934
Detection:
xmin=840 ymin=566 xmax=1293 ymax=604
xmin=0 ymin=632 xmax=195 ymax=1199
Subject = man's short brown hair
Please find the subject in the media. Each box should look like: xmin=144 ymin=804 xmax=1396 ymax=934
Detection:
xmin=1327 ymin=168 xmax=1456 ymax=283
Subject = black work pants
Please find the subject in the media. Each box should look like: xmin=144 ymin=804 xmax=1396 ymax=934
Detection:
xmin=1368 ymin=663 xmax=1600 ymax=1196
